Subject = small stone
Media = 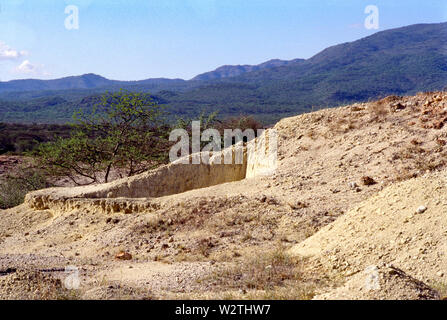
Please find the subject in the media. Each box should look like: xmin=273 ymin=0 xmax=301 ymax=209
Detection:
xmin=115 ymin=251 xmax=132 ymax=260
xmin=288 ymin=201 xmax=308 ymax=210
xmin=349 ymin=182 xmax=358 ymax=189
xmin=416 ymin=206 xmax=427 ymax=214
xmin=361 ymin=176 xmax=377 ymax=186
xmin=391 ymin=102 xmax=406 ymax=111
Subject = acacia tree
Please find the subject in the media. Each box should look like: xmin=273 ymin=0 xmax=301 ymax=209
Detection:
xmin=35 ymin=90 xmax=171 ymax=185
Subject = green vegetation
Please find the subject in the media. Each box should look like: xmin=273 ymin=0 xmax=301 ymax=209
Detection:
xmin=0 ymin=166 xmax=51 ymax=209
xmin=34 ymin=90 xmax=171 ymax=185
xmin=0 ymin=123 xmax=72 ymax=154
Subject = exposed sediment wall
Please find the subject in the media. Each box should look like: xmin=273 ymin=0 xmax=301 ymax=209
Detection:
xmin=82 ymin=145 xmax=248 ymax=199
xmin=246 ymin=129 xmax=277 ymax=178
xmin=25 ymin=129 xmax=277 ymax=212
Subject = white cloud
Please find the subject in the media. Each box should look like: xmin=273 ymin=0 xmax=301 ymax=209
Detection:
xmin=0 ymin=41 xmax=27 ymax=61
xmin=0 ymin=42 xmax=49 ymax=79
xmin=14 ymin=60 xmax=50 ymax=76
xmin=16 ymin=60 xmax=36 ymax=73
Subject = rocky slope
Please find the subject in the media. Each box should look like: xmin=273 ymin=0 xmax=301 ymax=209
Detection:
xmin=0 ymin=92 xmax=446 ymax=299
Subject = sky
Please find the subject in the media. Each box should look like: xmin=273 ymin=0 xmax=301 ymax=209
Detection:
xmin=0 ymin=0 xmax=445 ymax=81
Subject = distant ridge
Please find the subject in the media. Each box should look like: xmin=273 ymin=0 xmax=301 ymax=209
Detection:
xmin=191 ymin=59 xmax=306 ymax=81
xmin=1 ymin=22 xmax=446 ymax=124
xmin=0 ymin=73 xmax=188 ymax=93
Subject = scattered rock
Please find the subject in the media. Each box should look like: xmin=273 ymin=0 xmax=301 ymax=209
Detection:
xmin=391 ymin=102 xmax=406 ymax=111
xmin=348 ymin=182 xmax=358 ymax=189
xmin=416 ymin=206 xmax=427 ymax=214
xmin=266 ymin=197 xmax=279 ymax=205
xmin=436 ymin=138 xmax=446 ymax=146
xmin=362 ymin=176 xmax=377 ymax=186
xmin=115 ymin=251 xmax=132 ymax=261
xmin=0 ymin=270 xmax=71 ymax=300
xmin=314 ymin=266 xmax=440 ymax=300
xmin=288 ymin=201 xmax=308 ymax=210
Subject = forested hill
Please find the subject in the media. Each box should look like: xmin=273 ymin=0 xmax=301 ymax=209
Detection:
xmin=1 ymin=22 xmax=446 ymax=124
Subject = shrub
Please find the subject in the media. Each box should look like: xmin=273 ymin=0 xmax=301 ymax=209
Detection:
xmin=0 ymin=168 xmax=51 ymax=209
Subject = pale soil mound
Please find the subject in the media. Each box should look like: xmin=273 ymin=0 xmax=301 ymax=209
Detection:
xmin=314 ymin=265 xmax=440 ymax=300
xmin=1 ymin=92 xmax=447 ymax=299
xmin=290 ymin=170 xmax=447 ymax=293
xmin=0 ymin=270 xmax=71 ymax=300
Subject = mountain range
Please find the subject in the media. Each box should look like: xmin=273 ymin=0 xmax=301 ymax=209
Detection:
xmin=0 ymin=59 xmax=306 ymax=93
xmin=1 ymin=22 xmax=446 ymax=124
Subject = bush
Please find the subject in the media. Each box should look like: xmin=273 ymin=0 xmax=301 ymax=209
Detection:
xmin=0 ymin=168 xmax=51 ymax=209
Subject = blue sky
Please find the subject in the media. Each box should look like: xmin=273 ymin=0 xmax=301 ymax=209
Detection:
xmin=0 ymin=0 xmax=445 ymax=81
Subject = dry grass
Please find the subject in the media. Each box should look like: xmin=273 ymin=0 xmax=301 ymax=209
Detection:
xmin=205 ymin=285 xmax=316 ymax=300
xmin=305 ymin=128 xmax=319 ymax=140
xmin=390 ymin=142 xmax=447 ymax=182
xmin=431 ymin=281 xmax=447 ymax=300
xmin=197 ymin=245 xmax=315 ymax=300
xmin=327 ymin=116 xmax=357 ymax=134
xmin=130 ymin=195 xmax=298 ymax=264
xmin=369 ymin=100 xmax=390 ymax=121
xmin=413 ymin=154 xmax=445 ymax=173
xmin=392 ymin=167 xmax=417 ymax=182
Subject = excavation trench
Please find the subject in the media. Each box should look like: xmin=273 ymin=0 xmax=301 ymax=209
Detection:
xmin=25 ymin=131 xmax=276 ymax=212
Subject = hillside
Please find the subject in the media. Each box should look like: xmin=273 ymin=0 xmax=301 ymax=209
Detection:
xmin=0 ymin=73 xmax=191 ymax=94
xmin=1 ymin=22 xmax=446 ymax=124
xmin=164 ymin=22 xmax=447 ymax=122
xmin=1 ymin=92 xmax=446 ymax=299
xmin=191 ymin=59 xmax=305 ymax=81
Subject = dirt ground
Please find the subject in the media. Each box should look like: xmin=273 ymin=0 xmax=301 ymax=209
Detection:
xmin=1 ymin=92 xmax=446 ymax=300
